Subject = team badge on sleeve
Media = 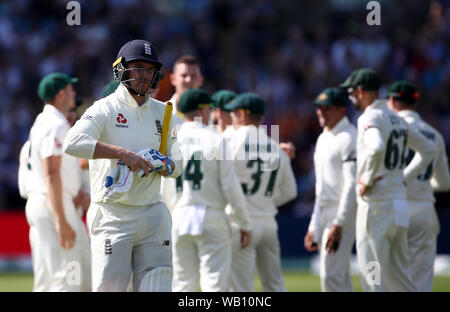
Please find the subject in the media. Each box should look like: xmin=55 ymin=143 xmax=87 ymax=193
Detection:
xmin=54 ymin=138 xmax=62 ymax=149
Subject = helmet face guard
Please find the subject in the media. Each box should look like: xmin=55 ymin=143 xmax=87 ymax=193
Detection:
xmin=113 ymin=57 xmax=162 ymax=96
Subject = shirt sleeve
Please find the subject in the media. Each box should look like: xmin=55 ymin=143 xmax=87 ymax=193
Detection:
xmin=218 ymin=137 xmax=251 ymax=231
xmin=359 ymin=125 xmax=385 ymax=187
xmin=63 ymin=101 xmax=107 ymax=159
xmin=404 ymin=123 xmax=438 ymax=184
xmin=430 ymin=133 xmax=450 ymax=192
xmin=333 ymin=132 xmax=357 ymax=227
xmin=273 ymin=150 xmax=297 ymax=207
xmin=41 ymin=122 xmax=68 ymax=158
xmin=308 ymin=200 xmax=320 ymax=233
xmin=165 ymin=116 xmax=183 ymax=178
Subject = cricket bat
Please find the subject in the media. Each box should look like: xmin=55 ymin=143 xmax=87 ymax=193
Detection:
xmin=159 ymin=102 xmax=173 ymax=155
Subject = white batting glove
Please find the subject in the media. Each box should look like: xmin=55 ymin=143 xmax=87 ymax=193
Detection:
xmin=103 ymin=160 xmax=134 ymax=201
xmin=135 ymin=149 xmax=173 ymax=177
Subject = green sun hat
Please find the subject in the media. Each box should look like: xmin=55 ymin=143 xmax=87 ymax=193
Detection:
xmin=385 ymin=80 xmax=420 ymax=104
xmin=340 ymin=68 xmax=381 ymax=91
xmin=38 ymin=72 xmax=78 ymax=101
xmin=224 ymin=92 xmax=266 ymax=115
xmin=178 ymin=88 xmax=213 ymax=113
xmin=314 ymin=87 xmax=349 ymax=107
xmin=211 ymin=90 xmax=237 ymax=112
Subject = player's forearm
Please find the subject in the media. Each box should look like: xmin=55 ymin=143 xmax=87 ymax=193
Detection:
xmin=44 ymin=172 xmax=68 ymax=226
xmin=404 ymin=126 xmax=438 ymax=183
xmin=403 ymin=146 xmax=436 ymax=183
xmin=92 ymin=141 xmax=129 ymax=160
xmin=221 ymin=162 xmax=251 ymax=231
xmin=431 ymin=145 xmax=450 ymax=192
xmin=359 ymin=151 xmax=382 ymax=186
xmin=334 ymin=164 xmax=357 ymax=227
xmin=308 ymin=200 xmax=320 ymax=232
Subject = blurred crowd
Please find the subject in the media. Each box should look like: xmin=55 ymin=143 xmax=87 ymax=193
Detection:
xmin=0 ymin=0 xmax=449 ymax=212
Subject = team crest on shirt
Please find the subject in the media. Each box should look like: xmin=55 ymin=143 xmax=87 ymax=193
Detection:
xmin=155 ymin=120 xmax=162 ymax=134
xmin=154 ymin=120 xmax=162 ymax=140
xmin=104 ymin=239 xmax=112 ymax=255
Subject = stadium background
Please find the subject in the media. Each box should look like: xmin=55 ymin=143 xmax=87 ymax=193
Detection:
xmin=0 ymin=0 xmax=449 ymax=290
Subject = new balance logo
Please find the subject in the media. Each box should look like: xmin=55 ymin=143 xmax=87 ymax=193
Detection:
xmin=162 ymin=240 xmax=170 ymax=246
xmin=115 ymin=113 xmax=128 ymax=128
xmin=105 ymin=239 xmax=112 ymax=255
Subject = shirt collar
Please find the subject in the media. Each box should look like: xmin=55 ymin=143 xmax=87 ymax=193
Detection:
xmin=115 ymin=83 xmax=151 ymax=108
xmin=366 ymin=98 xmax=387 ymax=112
xmin=43 ymin=104 xmax=69 ymax=125
xmin=397 ymin=109 xmax=420 ymax=120
xmin=329 ymin=116 xmax=350 ymax=135
xmin=184 ymin=120 xmax=207 ymax=129
xmin=169 ymin=94 xmax=178 ymax=113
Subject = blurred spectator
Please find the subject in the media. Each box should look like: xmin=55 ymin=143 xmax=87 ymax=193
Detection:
xmin=1 ymin=0 xmax=449 ymax=214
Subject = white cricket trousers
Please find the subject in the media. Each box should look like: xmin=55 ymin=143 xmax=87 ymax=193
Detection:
xmin=407 ymin=200 xmax=440 ymax=292
xmin=229 ymin=218 xmax=286 ymax=292
xmin=87 ymin=201 xmax=173 ymax=292
xmin=356 ymin=198 xmax=417 ymax=292
xmin=316 ymin=205 xmax=355 ymax=292
xmin=172 ymin=209 xmax=231 ymax=292
xmin=25 ymin=192 xmax=91 ymax=292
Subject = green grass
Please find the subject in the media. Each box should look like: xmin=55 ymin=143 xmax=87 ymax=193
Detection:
xmin=1 ymin=271 xmax=450 ymax=292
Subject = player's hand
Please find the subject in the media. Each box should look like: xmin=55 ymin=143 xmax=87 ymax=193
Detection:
xmin=55 ymin=220 xmax=76 ymax=250
xmin=359 ymin=182 xmax=370 ymax=197
xmin=80 ymin=192 xmax=90 ymax=212
xmin=160 ymin=159 xmax=175 ymax=177
xmin=280 ymin=142 xmax=296 ymax=159
xmin=359 ymin=177 xmax=382 ymax=197
xmin=135 ymin=149 xmax=173 ymax=177
xmin=72 ymin=189 xmax=83 ymax=208
xmin=119 ymin=148 xmax=154 ymax=177
xmin=325 ymin=225 xmax=342 ymax=254
xmin=240 ymin=230 xmax=252 ymax=249
xmin=304 ymin=231 xmax=318 ymax=252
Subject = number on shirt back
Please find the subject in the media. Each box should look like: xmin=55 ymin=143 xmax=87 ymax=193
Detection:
xmin=384 ymin=129 xmax=408 ymax=170
xmin=242 ymin=157 xmax=279 ymax=196
xmin=177 ymin=151 xmax=203 ymax=192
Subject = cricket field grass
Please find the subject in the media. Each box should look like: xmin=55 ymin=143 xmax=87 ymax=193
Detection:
xmin=1 ymin=270 xmax=449 ymax=292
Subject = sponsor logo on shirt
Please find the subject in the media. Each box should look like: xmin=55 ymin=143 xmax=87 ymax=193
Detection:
xmin=82 ymin=115 xmax=93 ymax=120
xmin=116 ymin=113 xmax=128 ymax=128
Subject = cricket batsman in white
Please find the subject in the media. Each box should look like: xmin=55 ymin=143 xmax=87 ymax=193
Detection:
xmin=64 ymin=39 xmax=181 ymax=292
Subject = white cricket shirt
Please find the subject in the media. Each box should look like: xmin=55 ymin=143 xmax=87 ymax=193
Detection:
xmin=226 ymin=125 xmax=297 ymax=223
xmin=356 ymin=100 xmax=436 ymax=200
xmin=63 ymin=84 xmax=182 ymax=206
xmin=28 ymin=104 xmax=81 ymax=197
xmin=308 ymin=116 xmax=357 ymax=231
xmin=174 ymin=121 xmax=251 ymax=231
xmin=398 ymin=110 xmax=450 ymax=202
